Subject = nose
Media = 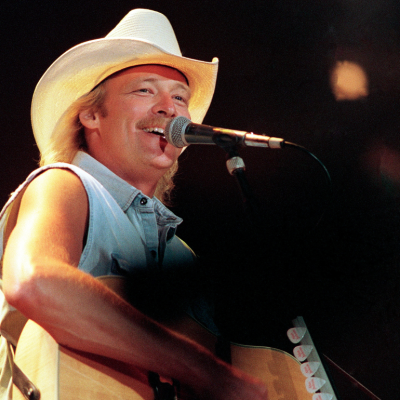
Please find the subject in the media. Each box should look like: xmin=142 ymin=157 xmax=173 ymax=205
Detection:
xmin=151 ymin=92 xmax=177 ymax=118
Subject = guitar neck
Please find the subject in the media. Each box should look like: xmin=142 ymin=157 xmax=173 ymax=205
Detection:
xmin=290 ymin=316 xmax=339 ymax=400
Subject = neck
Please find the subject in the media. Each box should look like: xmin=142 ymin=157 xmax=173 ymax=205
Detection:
xmin=85 ymin=150 xmax=167 ymax=198
xmin=127 ymin=178 xmax=159 ymax=198
xmin=111 ymin=166 xmax=163 ymax=198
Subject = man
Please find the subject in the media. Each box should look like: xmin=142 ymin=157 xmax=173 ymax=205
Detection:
xmin=0 ymin=9 xmax=267 ymax=400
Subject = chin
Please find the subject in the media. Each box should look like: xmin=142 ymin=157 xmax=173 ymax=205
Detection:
xmin=147 ymin=151 xmax=173 ymax=166
xmin=160 ymin=146 xmax=181 ymax=162
xmin=154 ymin=159 xmax=177 ymax=172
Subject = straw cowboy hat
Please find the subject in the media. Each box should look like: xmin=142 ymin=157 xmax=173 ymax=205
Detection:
xmin=31 ymin=8 xmax=219 ymax=152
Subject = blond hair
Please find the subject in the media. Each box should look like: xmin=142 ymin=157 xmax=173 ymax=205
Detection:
xmin=39 ymin=82 xmax=178 ymax=204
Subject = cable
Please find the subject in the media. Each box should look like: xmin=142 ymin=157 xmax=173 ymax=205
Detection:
xmin=282 ymin=141 xmax=333 ymax=232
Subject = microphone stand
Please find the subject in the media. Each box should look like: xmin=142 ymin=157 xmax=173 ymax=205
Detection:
xmin=223 ymin=145 xmax=262 ymax=230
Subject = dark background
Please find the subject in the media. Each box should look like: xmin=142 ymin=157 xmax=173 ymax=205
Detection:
xmin=2 ymin=1 xmax=400 ymax=398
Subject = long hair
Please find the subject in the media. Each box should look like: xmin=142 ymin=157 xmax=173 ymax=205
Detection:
xmin=39 ymin=83 xmax=178 ymax=204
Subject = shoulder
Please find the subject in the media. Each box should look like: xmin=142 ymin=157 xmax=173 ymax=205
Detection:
xmin=25 ymin=167 xmax=88 ymax=205
xmin=15 ymin=167 xmax=89 ymax=229
xmin=3 ymin=167 xmax=89 ymax=266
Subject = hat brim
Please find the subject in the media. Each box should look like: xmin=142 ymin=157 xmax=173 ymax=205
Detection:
xmin=31 ymin=38 xmax=218 ymax=153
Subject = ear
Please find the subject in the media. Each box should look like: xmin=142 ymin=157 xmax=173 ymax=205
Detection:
xmin=79 ymin=109 xmax=100 ymax=130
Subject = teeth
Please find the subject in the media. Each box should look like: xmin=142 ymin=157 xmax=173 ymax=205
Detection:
xmin=143 ymin=127 xmax=164 ymax=135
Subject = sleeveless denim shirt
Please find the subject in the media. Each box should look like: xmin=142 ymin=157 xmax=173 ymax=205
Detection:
xmin=0 ymin=151 xmax=217 ymax=398
xmin=1 ymin=151 xmax=197 ymax=275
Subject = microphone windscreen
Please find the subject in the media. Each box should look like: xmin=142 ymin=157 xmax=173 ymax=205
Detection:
xmin=165 ymin=116 xmax=191 ymax=148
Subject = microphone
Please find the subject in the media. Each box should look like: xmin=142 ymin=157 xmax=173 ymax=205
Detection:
xmin=164 ymin=116 xmax=285 ymax=149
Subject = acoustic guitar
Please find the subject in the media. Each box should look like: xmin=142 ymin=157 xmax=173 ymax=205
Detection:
xmin=12 ymin=276 xmax=311 ymax=400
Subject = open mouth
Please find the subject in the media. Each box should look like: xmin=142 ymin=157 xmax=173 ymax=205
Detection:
xmin=143 ymin=127 xmax=165 ymax=138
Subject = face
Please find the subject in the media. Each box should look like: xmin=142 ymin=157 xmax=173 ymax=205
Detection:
xmin=81 ymin=65 xmax=191 ymax=193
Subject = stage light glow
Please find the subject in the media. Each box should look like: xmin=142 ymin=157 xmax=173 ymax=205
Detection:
xmin=330 ymin=61 xmax=369 ymax=101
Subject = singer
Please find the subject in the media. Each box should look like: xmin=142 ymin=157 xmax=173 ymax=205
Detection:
xmin=0 ymin=9 xmax=268 ymax=400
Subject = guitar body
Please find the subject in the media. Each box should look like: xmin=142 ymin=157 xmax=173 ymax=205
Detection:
xmin=12 ymin=277 xmax=311 ymax=399
xmin=13 ymin=319 xmax=154 ymax=400
xmin=230 ymin=343 xmax=310 ymax=400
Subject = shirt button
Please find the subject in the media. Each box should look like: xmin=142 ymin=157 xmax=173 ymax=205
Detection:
xmin=140 ymin=198 xmax=148 ymax=205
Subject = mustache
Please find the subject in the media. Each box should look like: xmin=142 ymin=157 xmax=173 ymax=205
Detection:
xmin=136 ymin=117 xmax=171 ymax=131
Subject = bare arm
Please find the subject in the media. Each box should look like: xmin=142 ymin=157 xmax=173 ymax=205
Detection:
xmin=2 ymin=169 xmax=267 ymax=400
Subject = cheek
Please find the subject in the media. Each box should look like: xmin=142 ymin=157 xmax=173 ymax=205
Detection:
xmin=182 ymin=109 xmax=191 ymax=119
xmin=176 ymin=104 xmax=191 ymax=119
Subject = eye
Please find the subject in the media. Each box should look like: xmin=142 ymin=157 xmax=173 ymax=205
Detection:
xmin=173 ymin=94 xmax=189 ymax=104
xmin=128 ymin=86 xmax=154 ymax=95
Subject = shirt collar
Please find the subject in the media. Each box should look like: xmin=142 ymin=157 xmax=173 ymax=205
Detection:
xmin=71 ymin=152 xmax=182 ymax=226
xmin=72 ymin=151 xmax=139 ymax=211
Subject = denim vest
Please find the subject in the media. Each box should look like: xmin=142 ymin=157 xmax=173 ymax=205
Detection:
xmin=1 ymin=151 xmax=196 ymax=275
xmin=0 ymin=152 xmax=217 ymax=398
xmin=72 ymin=151 xmax=197 ymax=277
